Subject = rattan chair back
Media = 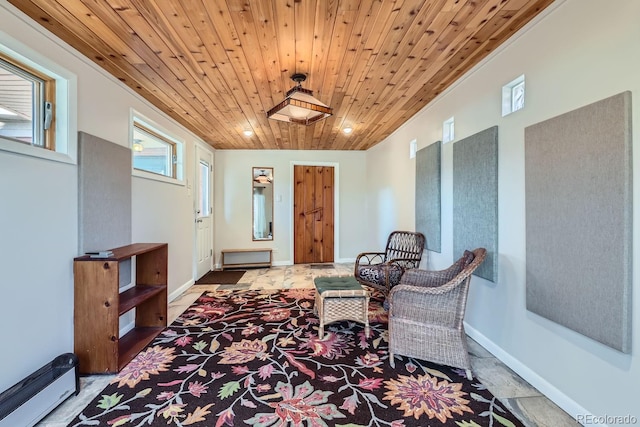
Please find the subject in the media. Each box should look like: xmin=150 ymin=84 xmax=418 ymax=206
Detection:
xmin=354 ymin=231 xmax=426 ymax=293
xmin=384 ymin=231 xmax=427 ymax=268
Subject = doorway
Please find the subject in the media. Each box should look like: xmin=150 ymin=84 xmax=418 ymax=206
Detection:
xmin=195 ymin=145 xmax=213 ymax=279
xmin=293 ymin=165 xmax=335 ymax=264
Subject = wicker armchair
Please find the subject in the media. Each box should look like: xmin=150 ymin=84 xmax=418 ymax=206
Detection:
xmin=354 ymin=231 xmax=426 ymax=295
xmin=388 ymin=248 xmax=487 ymax=379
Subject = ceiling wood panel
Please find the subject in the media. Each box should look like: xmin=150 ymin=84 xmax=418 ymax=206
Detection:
xmin=8 ymin=0 xmax=554 ymax=150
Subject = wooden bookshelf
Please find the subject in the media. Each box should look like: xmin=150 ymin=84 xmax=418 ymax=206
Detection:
xmin=73 ymin=243 xmax=168 ymax=374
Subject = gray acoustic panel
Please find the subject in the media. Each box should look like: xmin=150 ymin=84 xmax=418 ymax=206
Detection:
xmin=78 ymin=131 xmax=132 ymax=254
xmin=453 ymin=126 xmax=498 ymax=282
xmin=416 ymin=141 xmax=441 ymax=252
xmin=525 ymin=92 xmax=632 ymax=353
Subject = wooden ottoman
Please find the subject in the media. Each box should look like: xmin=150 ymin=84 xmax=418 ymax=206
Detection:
xmin=314 ymin=276 xmax=370 ymax=338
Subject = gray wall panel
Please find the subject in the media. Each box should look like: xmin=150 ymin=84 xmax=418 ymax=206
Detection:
xmin=416 ymin=141 xmax=441 ymax=252
xmin=525 ymin=91 xmax=632 ymax=352
xmin=453 ymin=126 xmax=498 ymax=282
xmin=78 ymin=131 xmax=132 ymax=254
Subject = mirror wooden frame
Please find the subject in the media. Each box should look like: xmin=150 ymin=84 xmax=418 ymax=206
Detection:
xmin=252 ymin=167 xmax=274 ymax=241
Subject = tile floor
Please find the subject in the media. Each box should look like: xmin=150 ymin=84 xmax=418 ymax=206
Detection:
xmin=36 ymin=264 xmax=579 ymax=427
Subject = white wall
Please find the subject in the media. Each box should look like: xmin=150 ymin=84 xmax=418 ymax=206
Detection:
xmin=367 ymin=0 xmax=640 ymax=420
xmin=0 ymin=1 xmax=212 ymax=391
xmin=214 ymin=150 xmax=368 ymax=265
xmin=0 ymin=151 xmax=77 ymax=389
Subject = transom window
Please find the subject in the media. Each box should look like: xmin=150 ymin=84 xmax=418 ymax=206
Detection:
xmin=0 ymin=53 xmax=55 ymax=149
xmin=502 ymin=74 xmax=525 ymax=116
xmin=443 ymin=116 xmax=455 ymax=143
xmin=132 ymin=119 xmax=178 ymax=179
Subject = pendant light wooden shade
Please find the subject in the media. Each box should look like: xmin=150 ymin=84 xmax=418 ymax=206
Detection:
xmin=266 ymin=74 xmax=332 ymax=126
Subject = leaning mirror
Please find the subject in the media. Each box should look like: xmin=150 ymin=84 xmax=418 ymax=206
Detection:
xmin=252 ymin=167 xmax=274 ymax=241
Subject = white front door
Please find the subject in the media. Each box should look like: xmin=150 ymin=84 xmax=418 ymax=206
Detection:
xmin=195 ymin=146 xmax=213 ymax=279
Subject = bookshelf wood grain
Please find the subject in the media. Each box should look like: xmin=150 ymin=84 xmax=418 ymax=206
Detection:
xmin=74 ymin=243 xmax=167 ymax=374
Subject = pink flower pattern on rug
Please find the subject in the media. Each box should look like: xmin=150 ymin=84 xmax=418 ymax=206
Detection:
xmin=69 ymin=289 xmax=524 ymax=426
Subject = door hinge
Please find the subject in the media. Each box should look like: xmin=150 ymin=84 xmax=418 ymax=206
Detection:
xmin=210 ymin=249 xmax=213 ymax=256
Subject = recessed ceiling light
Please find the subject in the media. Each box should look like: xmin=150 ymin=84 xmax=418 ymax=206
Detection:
xmin=243 ymin=130 xmax=253 ymax=137
xmin=343 ymin=127 xmax=353 ymax=134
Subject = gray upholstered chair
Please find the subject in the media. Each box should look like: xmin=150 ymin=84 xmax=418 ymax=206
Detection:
xmin=354 ymin=231 xmax=426 ymax=295
xmin=388 ymin=248 xmax=487 ymax=379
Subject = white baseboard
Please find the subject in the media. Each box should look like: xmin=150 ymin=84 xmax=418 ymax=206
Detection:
xmin=213 ymin=259 xmax=354 ymax=268
xmin=464 ymin=323 xmax=599 ymax=426
xmin=271 ymin=258 xmax=355 ymax=266
xmin=169 ymin=278 xmax=195 ymax=302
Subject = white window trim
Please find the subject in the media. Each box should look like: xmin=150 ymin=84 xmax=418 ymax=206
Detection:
xmin=443 ymin=117 xmax=455 ymax=144
xmin=409 ymin=139 xmax=417 ymax=159
xmin=502 ymin=74 xmax=525 ymax=117
xmin=130 ymin=110 xmax=185 ymax=186
xmin=0 ymin=29 xmax=77 ymax=164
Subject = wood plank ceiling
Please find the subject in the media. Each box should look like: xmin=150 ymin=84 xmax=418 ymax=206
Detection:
xmin=9 ymin=0 xmax=554 ymax=150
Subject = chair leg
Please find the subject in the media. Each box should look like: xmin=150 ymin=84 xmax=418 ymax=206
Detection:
xmin=465 ymin=369 xmax=473 ymax=381
xmin=363 ymin=296 xmax=370 ymax=338
xmin=389 ymin=352 xmax=395 ymax=368
xmin=317 ymin=297 xmax=324 ymax=338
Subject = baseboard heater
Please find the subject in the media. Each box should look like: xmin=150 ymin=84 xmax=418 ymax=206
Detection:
xmin=0 ymin=353 xmax=79 ymax=427
xmin=221 ymin=248 xmax=272 ymax=270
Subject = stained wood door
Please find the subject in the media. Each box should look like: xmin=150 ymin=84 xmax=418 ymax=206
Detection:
xmin=294 ymin=165 xmax=334 ymax=264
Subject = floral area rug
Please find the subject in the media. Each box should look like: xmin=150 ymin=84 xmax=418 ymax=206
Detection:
xmin=68 ymin=289 xmax=524 ymax=427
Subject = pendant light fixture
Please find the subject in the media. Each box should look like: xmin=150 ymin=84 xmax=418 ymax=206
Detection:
xmin=266 ymin=74 xmax=332 ymax=125
xmin=254 ymin=169 xmax=273 ymax=184
xmin=132 ymin=138 xmax=144 ymax=152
